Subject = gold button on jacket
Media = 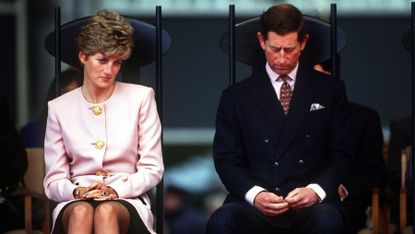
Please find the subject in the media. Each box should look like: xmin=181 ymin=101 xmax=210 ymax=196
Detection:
xmin=92 ymin=105 xmax=103 ymax=115
xmin=95 ymin=170 xmax=108 ymax=176
xmin=95 ymin=140 xmax=105 ymax=149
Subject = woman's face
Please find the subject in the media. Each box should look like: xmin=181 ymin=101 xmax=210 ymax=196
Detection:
xmin=79 ymin=51 xmax=123 ymax=90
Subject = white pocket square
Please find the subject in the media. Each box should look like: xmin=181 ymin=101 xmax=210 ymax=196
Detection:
xmin=310 ymin=103 xmax=325 ymax=111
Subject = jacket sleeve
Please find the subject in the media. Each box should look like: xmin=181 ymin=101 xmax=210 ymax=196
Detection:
xmin=108 ymin=88 xmax=164 ymax=198
xmin=213 ymin=89 xmax=256 ymax=200
xmin=43 ymin=101 xmax=77 ymax=202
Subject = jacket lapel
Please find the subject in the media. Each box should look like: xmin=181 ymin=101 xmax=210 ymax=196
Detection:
xmin=246 ymin=69 xmax=285 ymax=135
xmin=277 ymin=65 xmax=318 ymax=156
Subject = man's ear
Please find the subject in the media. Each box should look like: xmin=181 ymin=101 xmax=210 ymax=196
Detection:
xmin=257 ymin=32 xmax=266 ymax=50
xmin=300 ymin=34 xmax=309 ymax=51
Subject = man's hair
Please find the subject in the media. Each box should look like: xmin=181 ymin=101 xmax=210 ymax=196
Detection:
xmin=76 ymin=9 xmax=134 ymax=60
xmin=260 ymin=3 xmax=307 ymax=42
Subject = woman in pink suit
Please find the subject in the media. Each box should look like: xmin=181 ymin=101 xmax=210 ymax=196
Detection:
xmin=43 ymin=9 xmax=163 ymax=234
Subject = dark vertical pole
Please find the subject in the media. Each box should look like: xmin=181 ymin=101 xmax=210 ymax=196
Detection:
xmin=330 ymin=3 xmax=338 ymax=79
xmin=155 ymin=5 xmax=164 ymax=234
xmin=54 ymin=7 xmax=61 ymax=96
xmin=411 ymin=1 xmax=415 ymax=229
xmin=229 ymin=5 xmax=235 ymax=86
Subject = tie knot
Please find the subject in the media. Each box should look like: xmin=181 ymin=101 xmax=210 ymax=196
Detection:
xmin=278 ymin=75 xmax=291 ymax=82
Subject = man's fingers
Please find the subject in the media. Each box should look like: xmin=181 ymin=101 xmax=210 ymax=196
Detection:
xmin=262 ymin=203 xmax=290 ymax=216
xmin=258 ymin=197 xmax=290 ymax=216
xmin=285 ymin=193 xmax=299 ymax=204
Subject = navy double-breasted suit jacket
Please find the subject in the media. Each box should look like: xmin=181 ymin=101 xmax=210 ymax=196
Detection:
xmin=213 ymin=61 xmax=353 ymax=209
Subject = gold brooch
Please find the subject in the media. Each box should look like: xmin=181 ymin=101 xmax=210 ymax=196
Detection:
xmin=91 ymin=106 xmax=103 ymax=115
xmin=94 ymin=140 xmax=105 ymax=150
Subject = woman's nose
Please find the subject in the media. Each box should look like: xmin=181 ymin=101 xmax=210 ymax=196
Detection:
xmin=103 ymin=63 xmax=113 ymax=74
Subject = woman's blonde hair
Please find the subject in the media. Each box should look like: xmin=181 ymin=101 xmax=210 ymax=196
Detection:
xmin=76 ymin=9 xmax=134 ymax=60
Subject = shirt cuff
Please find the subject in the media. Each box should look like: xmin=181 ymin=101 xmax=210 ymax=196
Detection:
xmin=306 ymin=183 xmax=326 ymax=202
xmin=245 ymin=186 xmax=267 ymax=206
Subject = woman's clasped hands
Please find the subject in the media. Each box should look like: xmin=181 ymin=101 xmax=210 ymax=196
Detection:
xmin=73 ymin=182 xmax=118 ymax=201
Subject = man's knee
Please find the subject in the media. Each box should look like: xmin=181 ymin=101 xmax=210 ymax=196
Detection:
xmin=206 ymin=203 xmax=266 ymax=234
xmin=206 ymin=205 xmax=232 ymax=233
xmin=309 ymin=204 xmax=346 ymax=234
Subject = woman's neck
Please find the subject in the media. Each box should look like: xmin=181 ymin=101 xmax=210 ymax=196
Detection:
xmin=81 ymin=82 xmax=116 ymax=104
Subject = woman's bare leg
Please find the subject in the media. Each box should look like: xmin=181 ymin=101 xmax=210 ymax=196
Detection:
xmin=94 ymin=201 xmax=131 ymax=234
xmin=61 ymin=201 xmax=94 ymax=234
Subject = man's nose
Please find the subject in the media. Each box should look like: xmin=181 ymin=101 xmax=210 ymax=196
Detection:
xmin=276 ymin=51 xmax=287 ymax=63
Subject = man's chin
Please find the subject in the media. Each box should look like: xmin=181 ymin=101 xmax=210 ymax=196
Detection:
xmin=274 ymin=69 xmax=290 ymax=75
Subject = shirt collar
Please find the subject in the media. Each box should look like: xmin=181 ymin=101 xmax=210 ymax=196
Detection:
xmin=265 ymin=62 xmax=299 ymax=82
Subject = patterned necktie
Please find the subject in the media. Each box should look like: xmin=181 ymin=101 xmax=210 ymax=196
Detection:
xmin=278 ymin=75 xmax=293 ymax=115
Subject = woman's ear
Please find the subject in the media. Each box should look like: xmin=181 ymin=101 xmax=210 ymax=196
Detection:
xmin=78 ymin=51 xmax=86 ymax=65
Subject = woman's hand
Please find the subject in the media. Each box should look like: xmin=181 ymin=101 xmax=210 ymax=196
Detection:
xmin=73 ymin=186 xmax=89 ymax=199
xmin=77 ymin=182 xmax=119 ymax=200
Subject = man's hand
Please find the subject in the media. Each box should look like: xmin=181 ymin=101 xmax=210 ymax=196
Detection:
xmin=284 ymin=187 xmax=319 ymax=209
xmin=253 ymin=191 xmax=289 ymax=216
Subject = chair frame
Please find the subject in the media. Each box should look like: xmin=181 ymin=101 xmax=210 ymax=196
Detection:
xmin=399 ymin=146 xmax=412 ymax=233
xmin=23 ymin=147 xmax=51 ymax=234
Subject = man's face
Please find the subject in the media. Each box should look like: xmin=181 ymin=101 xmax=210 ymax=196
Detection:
xmin=258 ymin=31 xmax=308 ymax=75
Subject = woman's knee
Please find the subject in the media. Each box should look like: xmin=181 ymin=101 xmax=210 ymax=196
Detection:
xmin=62 ymin=202 xmax=94 ymax=232
xmin=68 ymin=202 xmax=94 ymax=219
xmin=94 ymin=202 xmax=131 ymax=233
xmin=94 ymin=202 xmax=130 ymax=223
xmin=95 ymin=202 xmax=117 ymax=221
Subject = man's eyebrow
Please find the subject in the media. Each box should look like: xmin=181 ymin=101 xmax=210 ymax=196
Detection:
xmin=269 ymin=44 xmax=296 ymax=49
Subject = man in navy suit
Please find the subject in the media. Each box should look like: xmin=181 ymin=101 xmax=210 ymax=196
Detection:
xmin=206 ymin=3 xmax=353 ymax=234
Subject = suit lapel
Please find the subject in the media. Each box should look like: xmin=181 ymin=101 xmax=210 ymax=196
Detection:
xmin=277 ymin=66 xmax=318 ymax=156
xmin=246 ymin=69 xmax=285 ymax=134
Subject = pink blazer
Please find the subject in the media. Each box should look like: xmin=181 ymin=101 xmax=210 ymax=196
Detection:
xmin=43 ymin=82 xmax=164 ymax=233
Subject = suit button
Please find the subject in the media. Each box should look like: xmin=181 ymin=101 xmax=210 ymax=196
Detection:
xmin=305 ymin=134 xmax=310 ymax=138
xmin=264 ymin=138 xmax=270 ymax=143
xmin=274 ymin=161 xmax=279 ymax=166
xmin=94 ymin=140 xmax=105 ymax=149
xmin=298 ymin=159 xmax=304 ymax=165
xmin=275 ymin=187 xmax=280 ymax=192
xmin=91 ymin=105 xmax=103 ymax=115
xmin=96 ymin=170 xmax=109 ymax=176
